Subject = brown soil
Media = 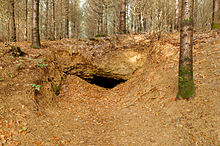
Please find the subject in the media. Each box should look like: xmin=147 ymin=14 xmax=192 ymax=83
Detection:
xmin=0 ymin=32 xmax=219 ymax=145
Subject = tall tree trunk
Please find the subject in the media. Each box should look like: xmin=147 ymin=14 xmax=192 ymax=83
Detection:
xmin=212 ymin=0 xmax=219 ymax=29
xmin=17 ymin=8 xmax=20 ymax=41
xmin=8 ymin=2 xmax=10 ymax=42
xmin=45 ymin=0 xmax=48 ymax=40
xmin=105 ymin=0 xmax=108 ymax=35
xmin=138 ymin=13 xmax=142 ymax=32
xmin=31 ymin=0 xmax=41 ymax=49
xmin=64 ymin=0 xmax=69 ymax=38
xmin=194 ymin=0 xmax=198 ymax=29
xmin=177 ymin=0 xmax=194 ymax=99
xmin=119 ymin=0 xmax=126 ymax=34
xmin=97 ymin=0 xmax=104 ymax=35
xmin=51 ymin=0 xmax=55 ymax=40
xmin=59 ymin=0 xmax=63 ymax=39
xmin=175 ymin=0 xmax=180 ymax=31
xmin=10 ymin=0 xmax=16 ymax=42
xmin=25 ymin=0 xmax=28 ymax=41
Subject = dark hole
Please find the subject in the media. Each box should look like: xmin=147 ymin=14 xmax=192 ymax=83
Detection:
xmin=89 ymin=76 xmax=126 ymax=89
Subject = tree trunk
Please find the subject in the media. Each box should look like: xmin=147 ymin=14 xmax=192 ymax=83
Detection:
xmin=64 ymin=0 xmax=69 ymax=38
xmin=59 ymin=0 xmax=63 ymax=39
xmin=105 ymin=0 xmax=108 ymax=35
xmin=177 ymin=0 xmax=194 ymax=99
xmin=138 ymin=13 xmax=142 ymax=32
xmin=31 ymin=0 xmax=41 ymax=49
xmin=51 ymin=0 xmax=55 ymax=40
xmin=45 ymin=0 xmax=48 ymax=40
xmin=119 ymin=0 xmax=126 ymax=34
xmin=97 ymin=0 xmax=104 ymax=35
xmin=10 ymin=0 xmax=16 ymax=42
xmin=25 ymin=0 xmax=28 ymax=41
xmin=175 ymin=0 xmax=180 ymax=31
xmin=212 ymin=0 xmax=219 ymax=29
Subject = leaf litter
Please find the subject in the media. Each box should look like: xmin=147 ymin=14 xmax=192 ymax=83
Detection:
xmin=0 ymin=30 xmax=219 ymax=145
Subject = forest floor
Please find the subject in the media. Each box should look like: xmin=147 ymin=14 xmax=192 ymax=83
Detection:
xmin=0 ymin=31 xmax=219 ymax=145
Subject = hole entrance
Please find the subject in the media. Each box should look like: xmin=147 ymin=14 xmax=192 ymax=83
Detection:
xmin=89 ymin=76 xmax=127 ymax=89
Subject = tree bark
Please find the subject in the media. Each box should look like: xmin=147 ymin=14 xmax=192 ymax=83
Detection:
xmin=175 ymin=0 xmax=180 ymax=31
xmin=10 ymin=0 xmax=16 ymax=42
xmin=59 ymin=0 xmax=63 ymax=39
xmin=51 ymin=0 xmax=55 ymax=40
xmin=25 ymin=0 xmax=28 ymax=41
xmin=64 ymin=0 xmax=69 ymax=38
xmin=97 ymin=0 xmax=104 ymax=35
xmin=119 ymin=0 xmax=126 ymax=34
xmin=212 ymin=0 xmax=219 ymax=29
xmin=105 ymin=0 xmax=108 ymax=35
xmin=45 ymin=0 xmax=48 ymax=40
xmin=31 ymin=0 xmax=41 ymax=49
xmin=177 ymin=0 xmax=194 ymax=99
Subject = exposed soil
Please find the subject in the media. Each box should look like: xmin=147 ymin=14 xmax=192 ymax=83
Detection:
xmin=0 ymin=32 xmax=219 ymax=145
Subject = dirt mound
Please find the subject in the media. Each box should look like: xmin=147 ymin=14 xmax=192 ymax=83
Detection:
xmin=0 ymin=32 xmax=219 ymax=145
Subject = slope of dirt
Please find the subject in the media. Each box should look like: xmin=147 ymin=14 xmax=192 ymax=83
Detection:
xmin=0 ymin=32 xmax=219 ymax=145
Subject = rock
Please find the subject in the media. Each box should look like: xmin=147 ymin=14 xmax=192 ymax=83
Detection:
xmin=54 ymin=45 xmax=148 ymax=81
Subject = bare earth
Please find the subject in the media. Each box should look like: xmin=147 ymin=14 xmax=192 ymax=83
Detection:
xmin=0 ymin=32 xmax=219 ymax=145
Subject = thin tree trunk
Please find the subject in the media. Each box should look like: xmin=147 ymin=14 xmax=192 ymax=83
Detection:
xmin=138 ymin=13 xmax=142 ymax=32
xmin=64 ymin=0 xmax=69 ymax=38
xmin=10 ymin=0 xmax=16 ymax=42
xmin=17 ymin=9 xmax=20 ymax=41
xmin=45 ymin=0 xmax=48 ymax=39
xmin=212 ymin=0 xmax=216 ymax=29
xmin=51 ymin=0 xmax=55 ymax=40
xmin=175 ymin=0 xmax=180 ymax=31
xmin=97 ymin=0 xmax=104 ymax=35
xmin=119 ymin=0 xmax=126 ymax=34
xmin=25 ymin=0 xmax=28 ymax=41
xmin=31 ymin=0 xmax=41 ymax=48
xmin=8 ymin=2 xmax=10 ymax=42
xmin=105 ymin=0 xmax=108 ymax=35
xmin=177 ymin=0 xmax=194 ymax=99
xmin=60 ymin=0 xmax=63 ymax=39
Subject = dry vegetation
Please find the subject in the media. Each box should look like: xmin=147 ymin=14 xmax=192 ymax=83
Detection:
xmin=0 ymin=31 xmax=219 ymax=145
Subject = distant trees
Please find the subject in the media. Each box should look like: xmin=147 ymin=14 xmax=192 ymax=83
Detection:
xmin=31 ymin=0 xmax=41 ymax=48
xmin=177 ymin=0 xmax=194 ymax=99
xmin=0 ymin=0 xmax=219 ymax=41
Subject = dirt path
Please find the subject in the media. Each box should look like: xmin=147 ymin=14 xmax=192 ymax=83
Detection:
xmin=0 ymin=34 xmax=219 ymax=145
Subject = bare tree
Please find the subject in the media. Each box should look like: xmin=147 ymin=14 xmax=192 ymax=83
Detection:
xmin=177 ymin=0 xmax=194 ymax=99
xmin=31 ymin=0 xmax=41 ymax=48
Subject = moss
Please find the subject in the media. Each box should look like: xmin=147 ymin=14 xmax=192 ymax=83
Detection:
xmin=177 ymin=66 xmax=194 ymax=99
xmin=95 ymin=34 xmax=107 ymax=37
xmin=30 ymin=44 xmax=40 ymax=49
xmin=212 ymin=23 xmax=219 ymax=30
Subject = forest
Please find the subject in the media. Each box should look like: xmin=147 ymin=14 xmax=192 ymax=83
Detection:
xmin=0 ymin=0 xmax=219 ymax=145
